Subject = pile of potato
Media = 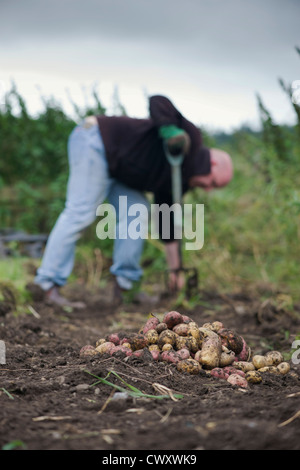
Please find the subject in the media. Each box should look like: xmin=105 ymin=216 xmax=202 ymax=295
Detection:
xmin=80 ymin=310 xmax=291 ymax=388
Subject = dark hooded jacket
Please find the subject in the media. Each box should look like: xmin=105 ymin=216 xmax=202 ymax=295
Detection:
xmin=96 ymin=95 xmax=210 ymax=241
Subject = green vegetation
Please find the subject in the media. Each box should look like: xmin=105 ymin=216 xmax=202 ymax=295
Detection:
xmin=84 ymin=369 xmax=184 ymax=400
xmin=0 ymin=48 xmax=299 ymax=303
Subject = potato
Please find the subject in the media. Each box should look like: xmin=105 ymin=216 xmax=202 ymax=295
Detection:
xmin=80 ymin=345 xmax=98 ymax=357
xmin=201 ymin=321 xmax=223 ymax=332
xmin=112 ymin=345 xmax=132 ymax=357
xmin=176 ymin=348 xmax=191 ymax=360
xmin=95 ymin=338 xmax=106 ymax=348
xmin=156 ymin=322 xmax=168 ymax=334
xmin=197 ymin=330 xmax=222 ymax=369
xmin=105 ymin=333 xmax=120 ymax=346
xmin=120 ymin=342 xmax=132 ymax=350
xmin=162 ymin=343 xmax=173 ymax=352
xmin=210 ymin=367 xmax=229 ymax=380
xmin=264 ymin=351 xmax=284 ymax=366
xmin=219 ymin=350 xmax=236 ymax=367
xmin=227 ymin=373 xmax=248 ymax=388
xmin=188 ymin=324 xmax=201 ymax=344
xmin=148 ymin=344 xmax=160 ymax=352
xmin=211 ymin=321 xmax=224 ymax=332
xmin=182 ymin=315 xmax=193 ymax=324
xmin=258 ymin=366 xmax=279 ymax=374
xmin=161 ymin=350 xmax=180 ymax=364
xmin=173 ymin=323 xmax=190 ymax=336
xmin=142 ymin=316 xmax=160 ymax=334
xmin=175 ymin=335 xmax=199 ymax=353
xmin=223 ymin=366 xmax=245 ymax=377
xmin=194 ymin=350 xmax=201 ymax=362
xmin=233 ymin=361 xmax=255 ymax=372
xmin=176 ymin=358 xmax=201 ymax=375
xmin=128 ymin=334 xmax=148 ymax=351
xmin=95 ymin=341 xmax=117 ymax=355
xmin=157 ymin=329 xmax=177 ymax=348
xmin=277 ymin=362 xmax=290 ymax=375
xmin=252 ymin=355 xmax=268 ymax=369
xmin=245 ymin=370 xmax=262 ymax=384
xmin=132 ymin=349 xmax=144 ymax=358
xmin=144 ymin=328 xmax=159 ymax=345
xmin=235 ymin=336 xmax=251 ymax=361
xmin=163 ymin=311 xmax=183 ymax=329
xmin=218 ymin=328 xmax=244 ymax=355
xmin=150 ymin=349 xmax=160 ymax=361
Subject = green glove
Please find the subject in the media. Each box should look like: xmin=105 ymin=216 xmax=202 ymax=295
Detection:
xmin=159 ymin=125 xmax=191 ymax=156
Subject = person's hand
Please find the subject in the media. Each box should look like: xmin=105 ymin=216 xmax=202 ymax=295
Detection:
xmin=168 ymin=269 xmax=185 ymax=293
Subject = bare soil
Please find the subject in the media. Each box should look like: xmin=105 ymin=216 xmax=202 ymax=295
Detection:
xmin=1 ymin=279 xmax=300 ymax=451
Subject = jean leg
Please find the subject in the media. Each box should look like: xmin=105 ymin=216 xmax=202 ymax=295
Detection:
xmin=107 ymin=181 xmax=150 ymax=288
xmin=35 ymin=125 xmax=112 ymax=290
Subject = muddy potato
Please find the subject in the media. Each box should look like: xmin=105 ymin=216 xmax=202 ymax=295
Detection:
xmin=161 ymin=350 xmax=180 ymax=364
xmin=233 ymin=361 xmax=255 ymax=372
xmin=158 ymin=329 xmax=177 ymax=348
xmin=105 ymin=333 xmax=120 ymax=346
xmin=182 ymin=315 xmax=193 ymax=323
xmin=156 ymin=322 xmax=168 ymax=334
xmin=223 ymin=366 xmax=245 ymax=377
xmin=145 ymin=328 xmax=159 ymax=345
xmin=95 ymin=338 xmax=106 ymax=348
xmin=162 ymin=311 xmax=183 ymax=329
xmin=210 ymin=367 xmax=229 ymax=380
xmin=176 ymin=348 xmax=191 ymax=360
xmin=80 ymin=345 xmax=98 ymax=357
xmin=227 ymin=373 xmax=248 ymax=388
xmin=218 ymin=328 xmax=244 ymax=355
xmin=129 ymin=334 xmax=148 ymax=351
xmin=235 ymin=337 xmax=251 ymax=361
xmin=211 ymin=321 xmax=224 ymax=332
xmin=150 ymin=349 xmax=160 ymax=361
xmin=188 ymin=324 xmax=201 ymax=343
xmin=219 ymin=350 xmax=236 ymax=367
xmin=173 ymin=323 xmax=190 ymax=336
xmin=245 ymin=370 xmax=262 ymax=384
xmin=95 ymin=341 xmax=116 ymax=355
xmin=142 ymin=316 xmax=160 ymax=334
xmin=121 ymin=342 xmax=132 ymax=350
xmin=148 ymin=344 xmax=160 ymax=352
xmin=112 ymin=345 xmax=132 ymax=357
xmin=176 ymin=358 xmax=201 ymax=375
xmin=162 ymin=343 xmax=173 ymax=352
xmin=175 ymin=335 xmax=198 ymax=353
xmin=252 ymin=355 xmax=268 ymax=369
xmin=259 ymin=366 xmax=279 ymax=374
xmin=197 ymin=330 xmax=222 ymax=369
xmin=264 ymin=351 xmax=284 ymax=366
xmin=277 ymin=362 xmax=290 ymax=375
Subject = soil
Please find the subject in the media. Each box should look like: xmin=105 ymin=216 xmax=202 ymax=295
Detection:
xmin=0 ymin=278 xmax=300 ymax=452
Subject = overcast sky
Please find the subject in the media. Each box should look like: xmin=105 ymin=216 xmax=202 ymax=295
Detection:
xmin=0 ymin=0 xmax=299 ymax=131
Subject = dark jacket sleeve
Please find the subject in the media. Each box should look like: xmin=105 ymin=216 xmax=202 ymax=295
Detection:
xmin=149 ymin=95 xmax=184 ymax=128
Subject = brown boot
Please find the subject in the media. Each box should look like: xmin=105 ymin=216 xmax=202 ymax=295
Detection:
xmin=45 ymin=286 xmax=86 ymax=309
xmin=112 ymin=280 xmax=160 ymax=306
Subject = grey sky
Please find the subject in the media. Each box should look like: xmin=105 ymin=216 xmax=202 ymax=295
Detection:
xmin=0 ymin=0 xmax=299 ymax=130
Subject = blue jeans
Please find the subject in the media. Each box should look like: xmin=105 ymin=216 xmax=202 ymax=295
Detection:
xmin=34 ymin=122 xmax=149 ymax=291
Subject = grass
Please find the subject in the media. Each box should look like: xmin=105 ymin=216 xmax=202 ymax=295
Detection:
xmin=84 ymin=369 xmax=184 ymax=401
